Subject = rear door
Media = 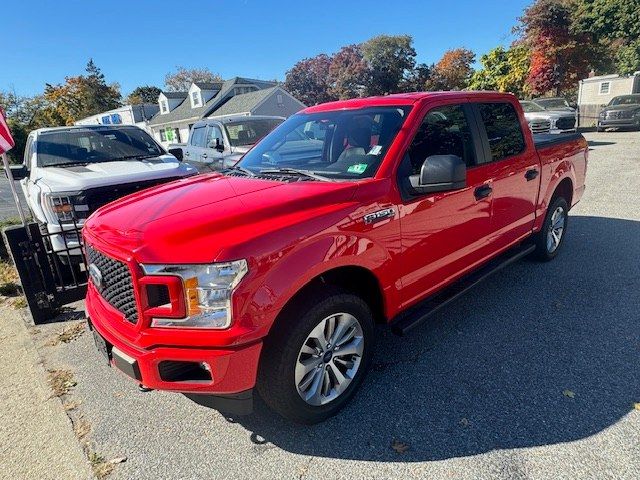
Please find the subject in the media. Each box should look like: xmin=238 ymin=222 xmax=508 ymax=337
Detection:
xmin=397 ymin=101 xmax=496 ymax=308
xmin=471 ymin=101 xmax=541 ymax=250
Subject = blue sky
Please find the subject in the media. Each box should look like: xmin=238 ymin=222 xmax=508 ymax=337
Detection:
xmin=3 ymin=0 xmax=530 ymax=97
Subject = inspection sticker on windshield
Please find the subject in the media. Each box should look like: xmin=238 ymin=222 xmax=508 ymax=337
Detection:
xmin=347 ymin=163 xmax=368 ymax=174
xmin=368 ymin=145 xmax=382 ymax=155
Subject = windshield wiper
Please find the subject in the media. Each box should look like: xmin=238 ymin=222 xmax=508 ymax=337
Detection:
xmin=259 ymin=167 xmax=332 ymax=182
xmin=118 ymin=154 xmax=161 ymax=161
xmin=223 ymin=165 xmax=255 ymax=176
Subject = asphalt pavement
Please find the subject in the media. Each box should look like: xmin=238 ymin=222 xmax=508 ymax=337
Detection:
xmin=34 ymin=131 xmax=640 ymax=479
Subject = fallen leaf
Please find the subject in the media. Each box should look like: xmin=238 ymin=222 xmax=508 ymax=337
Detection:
xmin=633 ymin=403 xmax=640 ymax=411
xmin=459 ymin=418 xmax=470 ymax=427
xmin=110 ymin=456 xmax=127 ymax=464
xmin=563 ymin=389 xmax=576 ymax=399
xmin=391 ymin=439 xmax=409 ymax=454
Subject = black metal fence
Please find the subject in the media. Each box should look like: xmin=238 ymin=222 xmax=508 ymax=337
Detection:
xmin=3 ymin=218 xmax=87 ymax=323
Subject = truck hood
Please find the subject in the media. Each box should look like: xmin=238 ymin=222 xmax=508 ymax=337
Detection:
xmin=524 ymin=111 xmax=575 ymax=121
xmin=35 ymin=155 xmax=196 ymax=192
xmin=84 ymin=174 xmax=360 ymax=263
xmin=600 ymin=104 xmax=640 ymax=113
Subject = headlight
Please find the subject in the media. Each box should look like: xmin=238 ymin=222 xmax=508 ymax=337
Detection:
xmin=44 ymin=191 xmax=89 ymax=223
xmin=141 ymin=260 xmax=248 ymax=329
xmin=599 ymin=111 xmax=606 ymax=118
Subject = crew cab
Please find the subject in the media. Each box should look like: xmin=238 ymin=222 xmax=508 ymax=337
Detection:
xmin=170 ymin=115 xmax=284 ymax=172
xmin=84 ymin=92 xmax=587 ymax=424
xmin=10 ymin=125 xmax=196 ymax=261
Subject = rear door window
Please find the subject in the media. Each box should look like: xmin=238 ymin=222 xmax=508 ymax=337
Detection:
xmin=477 ymin=103 xmax=526 ymax=162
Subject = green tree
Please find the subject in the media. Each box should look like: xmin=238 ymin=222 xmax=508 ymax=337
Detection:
xmin=572 ymin=0 xmax=640 ymax=74
xmin=284 ymin=54 xmax=335 ymax=106
xmin=361 ymin=35 xmax=417 ymax=96
xmin=82 ymin=59 xmax=121 ymax=116
xmin=0 ymin=90 xmax=48 ymax=163
xmin=126 ymin=85 xmax=162 ymax=104
xmin=164 ymin=66 xmax=222 ymax=92
xmin=469 ymin=45 xmax=531 ymax=97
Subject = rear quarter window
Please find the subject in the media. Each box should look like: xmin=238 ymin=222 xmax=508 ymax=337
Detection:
xmin=477 ymin=103 xmax=526 ymax=162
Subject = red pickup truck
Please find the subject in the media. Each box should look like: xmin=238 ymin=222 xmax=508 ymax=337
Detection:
xmin=84 ymin=91 xmax=587 ymax=424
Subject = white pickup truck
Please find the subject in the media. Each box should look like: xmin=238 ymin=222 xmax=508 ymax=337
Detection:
xmin=169 ymin=115 xmax=284 ymax=172
xmin=10 ymin=125 xmax=197 ymax=261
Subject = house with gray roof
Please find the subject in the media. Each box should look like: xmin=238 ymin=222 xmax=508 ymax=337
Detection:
xmin=148 ymin=77 xmax=305 ymax=146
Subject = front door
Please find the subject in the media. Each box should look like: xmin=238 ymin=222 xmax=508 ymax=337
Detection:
xmin=397 ymin=102 xmax=496 ymax=309
xmin=203 ymin=124 xmax=225 ymax=169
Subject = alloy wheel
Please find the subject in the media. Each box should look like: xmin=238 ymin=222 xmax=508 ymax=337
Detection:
xmin=547 ymin=206 xmax=566 ymax=253
xmin=295 ymin=312 xmax=364 ymax=406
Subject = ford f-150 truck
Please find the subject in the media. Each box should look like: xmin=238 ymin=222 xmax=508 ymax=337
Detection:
xmin=84 ymin=92 xmax=587 ymax=424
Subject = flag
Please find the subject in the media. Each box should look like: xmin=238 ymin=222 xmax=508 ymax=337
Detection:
xmin=0 ymin=107 xmax=15 ymax=155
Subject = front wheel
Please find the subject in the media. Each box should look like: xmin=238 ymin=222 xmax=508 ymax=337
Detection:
xmin=532 ymin=196 xmax=569 ymax=261
xmin=257 ymin=289 xmax=374 ymax=424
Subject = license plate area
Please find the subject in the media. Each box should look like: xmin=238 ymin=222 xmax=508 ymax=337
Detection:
xmin=92 ymin=329 xmax=112 ymax=365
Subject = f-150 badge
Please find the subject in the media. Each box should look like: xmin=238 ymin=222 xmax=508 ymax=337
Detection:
xmin=363 ymin=208 xmax=395 ymax=225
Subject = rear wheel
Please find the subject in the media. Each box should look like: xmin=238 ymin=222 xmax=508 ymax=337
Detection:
xmin=257 ymin=289 xmax=374 ymax=424
xmin=532 ymin=196 xmax=569 ymax=261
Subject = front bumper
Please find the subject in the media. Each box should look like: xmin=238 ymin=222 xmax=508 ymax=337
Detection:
xmin=598 ymin=118 xmax=640 ymax=128
xmin=86 ymin=283 xmax=262 ymax=413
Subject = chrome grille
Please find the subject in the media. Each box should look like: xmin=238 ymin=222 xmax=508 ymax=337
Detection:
xmin=85 ymin=245 xmax=138 ymax=324
xmin=529 ymin=120 xmax=551 ymax=134
xmin=605 ymin=110 xmax=632 ymax=120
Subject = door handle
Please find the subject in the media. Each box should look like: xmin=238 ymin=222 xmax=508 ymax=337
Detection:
xmin=525 ymin=169 xmax=539 ymax=181
xmin=474 ymin=185 xmax=492 ymax=200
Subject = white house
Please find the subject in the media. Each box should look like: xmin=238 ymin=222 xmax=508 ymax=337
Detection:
xmin=74 ymin=103 xmax=159 ymax=131
xmin=577 ymin=71 xmax=640 ymax=127
xmin=148 ymin=77 xmax=305 ymax=146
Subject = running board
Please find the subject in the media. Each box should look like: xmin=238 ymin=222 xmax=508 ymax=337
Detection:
xmin=390 ymin=243 xmax=536 ymax=336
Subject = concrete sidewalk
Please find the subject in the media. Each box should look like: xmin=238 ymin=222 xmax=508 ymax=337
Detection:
xmin=0 ymin=307 xmax=92 ymax=479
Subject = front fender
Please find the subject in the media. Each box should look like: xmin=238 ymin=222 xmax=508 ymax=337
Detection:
xmin=235 ymin=232 xmax=398 ymax=338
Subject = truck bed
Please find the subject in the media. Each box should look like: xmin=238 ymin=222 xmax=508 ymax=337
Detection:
xmin=533 ymin=132 xmax=584 ymax=149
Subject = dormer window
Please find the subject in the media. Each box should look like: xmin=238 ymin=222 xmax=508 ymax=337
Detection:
xmin=160 ymin=100 xmax=168 ymax=113
xmin=191 ymin=91 xmax=201 ymax=108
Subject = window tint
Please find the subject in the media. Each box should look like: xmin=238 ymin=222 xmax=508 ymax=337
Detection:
xmin=404 ymin=104 xmax=476 ymax=175
xmin=477 ymin=103 xmax=525 ymax=161
xmin=190 ymin=126 xmax=206 ymax=147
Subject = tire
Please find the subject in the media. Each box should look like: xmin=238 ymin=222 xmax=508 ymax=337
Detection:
xmin=257 ymin=288 xmax=375 ymax=424
xmin=532 ymin=196 xmax=569 ymax=262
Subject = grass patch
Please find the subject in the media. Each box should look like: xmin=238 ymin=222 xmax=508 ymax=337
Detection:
xmin=63 ymin=399 xmax=82 ymax=411
xmin=89 ymin=452 xmax=115 ymax=479
xmin=73 ymin=417 xmax=91 ymax=439
xmin=47 ymin=322 xmax=85 ymax=346
xmin=47 ymin=369 xmax=76 ymax=397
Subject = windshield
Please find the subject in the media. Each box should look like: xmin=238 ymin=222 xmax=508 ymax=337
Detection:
xmin=37 ymin=127 xmax=164 ymax=167
xmin=609 ymin=95 xmax=640 ymax=106
xmin=520 ymin=101 xmax=545 ymax=113
xmin=224 ymin=118 xmax=284 ymax=147
xmin=237 ymin=107 xmax=410 ymax=180
xmin=533 ymin=98 xmax=571 ymax=110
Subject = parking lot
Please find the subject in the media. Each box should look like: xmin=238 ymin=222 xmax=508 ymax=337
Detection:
xmin=30 ymin=131 xmax=640 ymax=479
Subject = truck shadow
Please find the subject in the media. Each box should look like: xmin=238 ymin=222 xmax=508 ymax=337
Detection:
xmin=231 ymin=215 xmax=640 ymax=462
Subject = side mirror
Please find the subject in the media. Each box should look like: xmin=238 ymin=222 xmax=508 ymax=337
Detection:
xmin=6 ymin=164 xmax=29 ymax=181
xmin=416 ymin=154 xmax=466 ymax=194
xmin=168 ymin=148 xmax=183 ymax=161
xmin=208 ymin=138 xmax=225 ymax=153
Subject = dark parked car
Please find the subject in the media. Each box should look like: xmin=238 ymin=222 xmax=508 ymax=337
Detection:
xmin=597 ymin=94 xmax=640 ymax=132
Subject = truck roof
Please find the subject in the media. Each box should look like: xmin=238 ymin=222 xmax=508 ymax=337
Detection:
xmin=303 ymin=91 xmax=517 ymax=113
xmin=32 ymin=124 xmax=143 ymax=136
